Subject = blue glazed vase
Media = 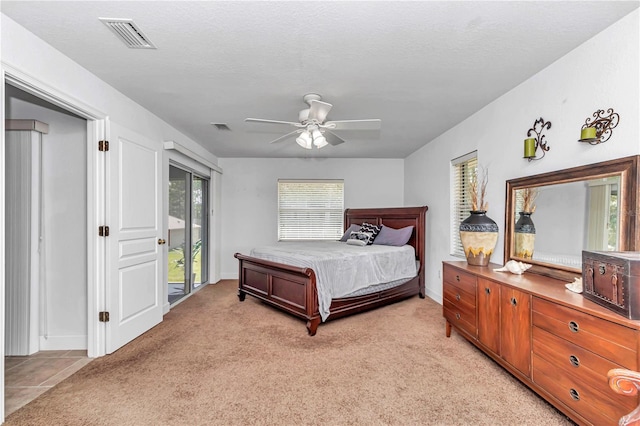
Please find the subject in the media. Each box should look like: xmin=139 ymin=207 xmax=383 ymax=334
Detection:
xmin=459 ymin=210 xmax=499 ymax=266
xmin=514 ymin=212 xmax=536 ymax=260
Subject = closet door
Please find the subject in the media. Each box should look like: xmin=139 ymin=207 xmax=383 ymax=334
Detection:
xmin=106 ymin=123 xmax=162 ymax=353
xmin=4 ymin=129 xmax=39 ymax=355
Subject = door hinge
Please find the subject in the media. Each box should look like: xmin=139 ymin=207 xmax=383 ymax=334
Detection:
xmin=98 ymin=226 xmax=110 ymax=237
xmin=99 ymin=311 xmax=110 ymax=322
xmin=98 ymin=140 xmax=109 ymax=151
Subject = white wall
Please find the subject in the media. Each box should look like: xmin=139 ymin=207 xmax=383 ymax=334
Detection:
xmin=219 ymin=158 xmax=404 ymax=278
xmin=5 ymin=86 xmax=88 ymax=349
xmin=405 ymin=9 xmax=640 ymax=302
xmin=1 ymin=16 xmax=222 ymax=279
xmin=1 ymin=15 xmax=216 ymax=163
xmin=1 ymin=12 xmax=223 ymax=365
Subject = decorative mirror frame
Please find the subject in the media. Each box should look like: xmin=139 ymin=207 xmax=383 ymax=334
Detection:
xmin=504 ymin=155 xmax=640 ymax=281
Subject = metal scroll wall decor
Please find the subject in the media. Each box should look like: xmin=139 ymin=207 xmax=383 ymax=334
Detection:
xmin=523 ymin=117 xmax=552 ymax=162
xmin=578 ymin=108 xmax=620 ymax=145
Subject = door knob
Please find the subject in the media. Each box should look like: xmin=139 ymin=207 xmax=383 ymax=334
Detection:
xmin=158 ymin=238 xmax=166 ymax=245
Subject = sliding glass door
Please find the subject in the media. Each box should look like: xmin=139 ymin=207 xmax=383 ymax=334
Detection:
xmin=191 ymin=175 xmax=208 ymax=289
xmin=168 ymin=164 xmax=208 ymax=304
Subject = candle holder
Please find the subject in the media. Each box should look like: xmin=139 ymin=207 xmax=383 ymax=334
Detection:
xmin=524 ymin=117 xmax=551 ymax=162
xmin=578 ymin=108 xmax=620 ymax=145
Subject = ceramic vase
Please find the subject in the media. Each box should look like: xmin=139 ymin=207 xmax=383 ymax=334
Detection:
xmin=459 ymin=210 xmax=499 ymax=266
xmin=514 ymin=211 xmax=536 ymax=260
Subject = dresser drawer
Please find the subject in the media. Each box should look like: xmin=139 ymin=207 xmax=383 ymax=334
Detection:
xmin=443 ymin=298 xmax=476 ymax=338
xmin=443 ymin=265 xmax=476 ymax=295
xmin=532 ymin=297 xmax=637 ymax=369
xmin=533 ymin=353 xmax=634 ymax=425
xmin=443 ymin=281 xmax=475 ymax=307
xmin=533 ymin=326 xmax=634 ymax=406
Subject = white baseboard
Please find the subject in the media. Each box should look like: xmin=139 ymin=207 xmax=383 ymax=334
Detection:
xmin=39 ymin=334 xmax=87 ymax=351
xmin=220 ymin=272 xmax=238 ymax=280
xmin=424 ymin=287 xmax=442 ymax=304
xmin=163 ymin=301 xmax=171 ymax=315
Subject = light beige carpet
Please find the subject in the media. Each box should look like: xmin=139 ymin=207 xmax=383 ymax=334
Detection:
xmin=5 ymin=280 xmax=574 ymax=425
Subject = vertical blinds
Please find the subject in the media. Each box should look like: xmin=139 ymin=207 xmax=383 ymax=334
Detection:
xmin=451 ymin=153 xmax=478 ymax=257
xmin=278 ymin=179 xmax=344 ymax=241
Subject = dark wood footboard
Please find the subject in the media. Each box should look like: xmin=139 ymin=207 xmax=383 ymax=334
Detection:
xmin=235 ymin=206 xmax=428 ymax=335
xmin=234 ymin=253 xmax=322 ymax=335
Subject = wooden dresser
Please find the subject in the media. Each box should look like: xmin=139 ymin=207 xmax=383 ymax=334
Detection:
xmin=443 ymin=261 xmax=640 ymax=426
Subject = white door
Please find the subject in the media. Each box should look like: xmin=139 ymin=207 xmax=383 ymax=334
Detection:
xmin=106 ymin=123 xmax=163 ymax=353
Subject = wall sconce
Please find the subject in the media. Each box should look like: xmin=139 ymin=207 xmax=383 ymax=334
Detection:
xmin=523 ymin=117 xmax=552 ymax=161
xmin=578 ymin=108 xmax=620 ymax=145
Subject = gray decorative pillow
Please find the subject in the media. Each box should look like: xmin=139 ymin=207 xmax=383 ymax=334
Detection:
xmin=372 ymin=225 xmax=414 ymax=246
xmin=346 ymin=231 xmax=373 ymax=246
xmin=359 ymin=223 xmax=381 ymax=245
xmin=339 ymin=224 xmax=362 ymax=242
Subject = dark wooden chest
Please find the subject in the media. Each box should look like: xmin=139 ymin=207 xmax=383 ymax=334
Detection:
xmin=582 ymin=251 xmax=640 ymax=319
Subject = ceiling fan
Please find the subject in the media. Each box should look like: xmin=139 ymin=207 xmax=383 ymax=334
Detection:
xmin=245 ymin=93 xmax=381 ymax=149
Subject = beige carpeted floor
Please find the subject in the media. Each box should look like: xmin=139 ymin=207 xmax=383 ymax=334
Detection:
xmin=5 ymin=280 xmax=575 ymax=425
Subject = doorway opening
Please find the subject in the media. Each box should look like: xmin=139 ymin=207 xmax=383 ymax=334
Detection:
xmin=4 ymin=83 xmax=89 ymax=412
xmin=168 ymin=164 xmax=209 ymax=304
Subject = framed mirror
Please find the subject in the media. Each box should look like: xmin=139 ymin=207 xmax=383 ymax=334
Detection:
xmin=505 ymin=155 xmax=640 ymax=280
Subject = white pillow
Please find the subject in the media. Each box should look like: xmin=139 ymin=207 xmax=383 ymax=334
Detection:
xmin=346 ymin=231 xmax=372 ymax=246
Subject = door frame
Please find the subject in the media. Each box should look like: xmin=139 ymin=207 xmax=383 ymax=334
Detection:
xmin=1 ymin=63 xmax=109 ymax=415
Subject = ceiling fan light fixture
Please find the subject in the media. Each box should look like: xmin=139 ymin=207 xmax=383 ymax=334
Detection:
xmin=311 ymin=129 xmax=328 ymax=148
xmin=313 ymin=137 xmax=328 ymax=149
xmin=296 ymin=131 xmax=313 ymax=149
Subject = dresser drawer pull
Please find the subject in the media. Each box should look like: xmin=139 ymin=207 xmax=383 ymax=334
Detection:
xmin=568 ymin=321 xmax=579 ymax=333
xmin=569 ymin=388 xmax=580 ymax=401
xmin=456 ymin=275 xmax=460 ymax=282
xmin=569 ymin=355 xmax=580 ymax=367
xmin=485 ymin=287 xmax=491 ymax=295
xmin=455 ymin=313 xmax=461 ymax=320
xmin=455 ymin=293 xmax=461 ymax=301
xmin=510 ymin=297 xmax=517 ymax=306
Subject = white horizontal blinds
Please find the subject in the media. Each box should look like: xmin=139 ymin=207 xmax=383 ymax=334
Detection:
xmin=451 ymin=152 xmax=478 ymax=257
xmin=278 ymin=179 xmax=344 ymax=241
xmin=514 ymin=190 xmax=524 ymax=217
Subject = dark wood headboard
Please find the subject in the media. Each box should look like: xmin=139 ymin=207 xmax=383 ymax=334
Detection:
xmin=344 ymin=206 xmax=428 ymax=266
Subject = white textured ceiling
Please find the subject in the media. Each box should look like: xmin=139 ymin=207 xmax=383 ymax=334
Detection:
xmin=2 ymin=1 xmax=638 ymax=159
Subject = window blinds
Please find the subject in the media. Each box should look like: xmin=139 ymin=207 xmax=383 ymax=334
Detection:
xmin=278 ymin=179 xmax=344 ymax=241
xmin=451 ymin=153 xmax=478 ymax=257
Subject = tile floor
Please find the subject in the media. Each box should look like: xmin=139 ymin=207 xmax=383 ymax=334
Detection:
xmin=5 ymin=350 xmax=92 ymax=416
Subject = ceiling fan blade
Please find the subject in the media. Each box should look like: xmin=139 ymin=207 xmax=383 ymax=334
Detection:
xmin=268 ymin=129 xmax=302 ymax=144
xmin=245 ymin=118 xmax=301 ymax=127
xmin=323 ymin=130 xmax=345 ymax=146
xmin=325 ymin=119 xmax=381 ymax=131
xmin=308 ymin=100 xmax=332 ymax=123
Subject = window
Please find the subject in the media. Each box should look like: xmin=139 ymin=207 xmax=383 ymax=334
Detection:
xmin=278 ymin=179 xmax=344 ymax=241
xmin=451 ymin=152 xmax=478 ymax=257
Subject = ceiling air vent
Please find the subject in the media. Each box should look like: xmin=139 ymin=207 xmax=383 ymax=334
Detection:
xmin=211 ymin=123 xmax=231 ymax=131
xmin=99 ymin=18 xmax=156 ymax=49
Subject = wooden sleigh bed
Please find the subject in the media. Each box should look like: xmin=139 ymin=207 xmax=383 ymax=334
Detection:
xmin=234 ymin=206 xmax=428 ymax=335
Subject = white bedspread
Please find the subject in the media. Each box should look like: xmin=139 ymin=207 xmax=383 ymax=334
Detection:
xmin=249 ymin=241 xmax=417 ymax=321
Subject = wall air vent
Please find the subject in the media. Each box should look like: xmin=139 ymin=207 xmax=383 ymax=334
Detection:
xmin=99 ymin=18 xmax=156 ymax=49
